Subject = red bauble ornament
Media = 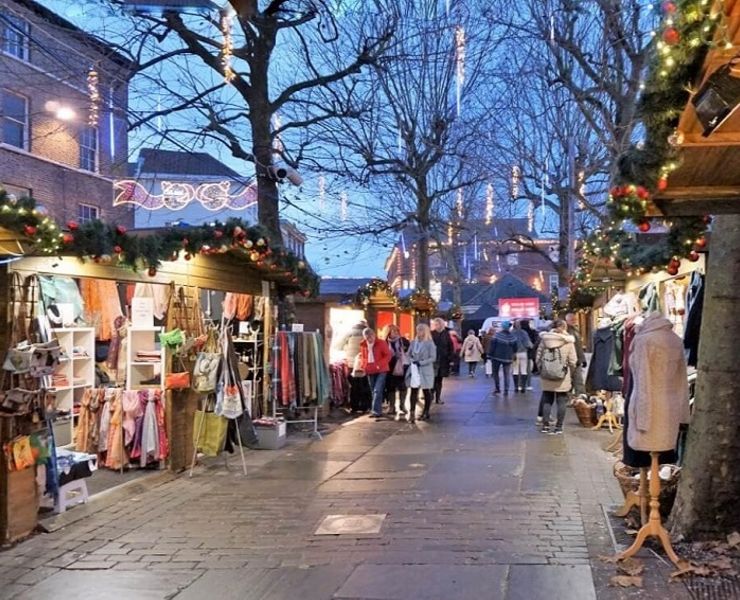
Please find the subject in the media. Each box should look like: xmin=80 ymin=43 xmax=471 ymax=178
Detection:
xmin=113 ymin=245 xmax=123 ymax=254
xmin=688 ymin=250 xmax=700 ymax=262
xmin=695 ymin=237 xmax=707 ymax=249
xmin=661 ymin=1 xmax=677 ymax=14
xmin=668 ymin=257 xmax=681 ymax=270
xmin=636 ymin=186 xmax=649 ymax=200
xmin=93 ymin=256 xmax=102 ymax=264
xmin=62 ymin=233 xmax=74 ymax=244
xmin=148 ymin=266 xmax=157 ymax=277
xmin=23 ymin=225 xmax=37 ymax=236
xmin=666 ymin=264 xmax=679 ymax=276
xmin=67 ymin=221 xmax=79 ymax=231
xmin=115 ymin=225 xmax=127 ymax=235
xmin=637 ymin=220 xmax=651 ymax=233
xmin=214 ymin=230 xmax=223 ymax=239
xmin=662 ymin=27 xmax=680 ymax=46
xmin=184 ymin=253 xmax=192 ymax=261
xmin=657 ymin=177 xmax=668 ymax=191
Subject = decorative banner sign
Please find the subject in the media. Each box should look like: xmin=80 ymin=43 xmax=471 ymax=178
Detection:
xmin=114 ymin=179 xmax=258 ymax=211
xmin=498 ymin=297 xmax=540 ymax=318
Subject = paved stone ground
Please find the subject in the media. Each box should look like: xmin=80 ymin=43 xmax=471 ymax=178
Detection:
xmin=0 ymin=376 xmax=691 ymax=599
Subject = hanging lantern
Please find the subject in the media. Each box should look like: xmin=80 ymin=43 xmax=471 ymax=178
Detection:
xmin=454 ymin=26 xmax=465 ymax=117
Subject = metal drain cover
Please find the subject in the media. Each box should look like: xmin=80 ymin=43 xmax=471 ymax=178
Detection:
xmin=315 ymin=514 xmax=386 ymax=535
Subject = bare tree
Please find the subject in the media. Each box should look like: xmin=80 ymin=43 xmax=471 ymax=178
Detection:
xmin=92 ymin=0 xmax=396 ymax=244
xmin=313 ymin=0 xmax=509 ymax=290
xmin=479 ymin=0 xmax=655 ymax=284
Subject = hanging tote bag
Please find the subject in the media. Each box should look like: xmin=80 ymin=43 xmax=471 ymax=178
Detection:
xmin=214 ymin=332 xmax=242 ymax=419
xmin=193 ymin=399 xmax=228 ymax=457
xmin=165 ymin=355 xmax=191 ymax=390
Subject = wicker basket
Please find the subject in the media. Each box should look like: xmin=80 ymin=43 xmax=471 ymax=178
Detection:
xmin=574 ymin=402 xmax=598 ymax=427
xmin=613 ymin=461 xmax=681 ymax=516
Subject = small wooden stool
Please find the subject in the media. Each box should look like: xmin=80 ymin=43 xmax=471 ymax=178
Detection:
xmin=55 ymin=479 xmax=89 ymax=514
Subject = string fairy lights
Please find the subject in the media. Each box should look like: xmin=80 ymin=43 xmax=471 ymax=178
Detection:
xmin=87 ymin=68 xmax=99 ymax=126
xmin=220 ymin=8 xmax=236 ymax=83
xmin=484 ymin=183 xmax=494 ymax=225
xmin=511 ymin=165 xmax=521 ymax=199
xmin=455 ymin=25 xmax=465 ymax=117
xmin=455 ymin=188 xmax=463 ymax=219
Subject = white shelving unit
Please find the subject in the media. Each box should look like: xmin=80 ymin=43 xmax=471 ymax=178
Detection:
xmin=49 ymin=327 xmax=95 ymax=447
xmin=126 ymin=327 xmax=165 ymax=390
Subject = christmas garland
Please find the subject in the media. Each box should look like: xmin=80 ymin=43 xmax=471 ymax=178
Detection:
xmin=353 ymin=278 xmax=395 ymax=307
xmin=0 ymin=192 xmax=319 ymax=295
xmin=398 ymin=289 xmax=437 ymax=315
xmin=575 ymin=0 xmax=723 ymax=285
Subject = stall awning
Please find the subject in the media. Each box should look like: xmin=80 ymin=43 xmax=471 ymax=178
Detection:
xmin=656 ymin=0 xmax=740 ymax=215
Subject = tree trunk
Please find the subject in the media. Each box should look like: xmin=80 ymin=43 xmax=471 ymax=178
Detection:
xmin=416 ymin=230 xmax=430 ymax=291
xmin=670 ymin=214 xmax=740 ymax=539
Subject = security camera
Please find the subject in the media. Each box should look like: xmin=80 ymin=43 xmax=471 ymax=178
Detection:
xmin=269 ymin=164 xmax=303 ymax=186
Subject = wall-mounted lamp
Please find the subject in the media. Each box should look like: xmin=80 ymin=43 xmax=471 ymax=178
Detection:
xmin=44 ymin=101 xmax=77 ymax=122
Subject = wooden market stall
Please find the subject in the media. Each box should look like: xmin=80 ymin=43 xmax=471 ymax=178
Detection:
xmin=0 ymin=218 xmax=313 ymax=543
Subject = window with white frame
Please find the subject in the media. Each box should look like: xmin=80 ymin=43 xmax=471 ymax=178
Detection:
xmin=549 ymin=273 xmax=560 ymax=293
xmin=1 ymin=90 xmax=27 ymax=149
xmin=78 ymin=204 xmax=99 ymax=223
xmin=0 ymin=11 xmax=30 ymax=61
xmin=79 ymin=126 xmax=98 ymax=172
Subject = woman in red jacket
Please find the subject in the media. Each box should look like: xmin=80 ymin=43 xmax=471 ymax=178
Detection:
xmin=359 ymin=327 xmax=392 ymax=418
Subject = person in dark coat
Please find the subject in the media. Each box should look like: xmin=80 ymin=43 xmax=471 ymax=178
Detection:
xmin=431 ymin=318 xmax=453 ymax=405
xmin=487 ymin=321 xmax=518 ymax=394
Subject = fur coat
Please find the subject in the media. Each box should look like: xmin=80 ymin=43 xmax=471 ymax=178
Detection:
xmin=627 ymin=313 xmax=690 ymax=452
xmin=536 ymin=331 xmax=577 ymax=393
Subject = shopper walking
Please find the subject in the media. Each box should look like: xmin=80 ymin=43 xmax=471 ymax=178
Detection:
xmin=536 ymin=320 xmax=578 ymax=434
xmin=383 ymin=324 xmax=410 ymax=419
xmin=406 ymin=323 xmax=437 ymax=422
xmin=487 ymin=321 xmax=518 ymax=394
xmin=460 ymin=330 xmax=484 ymax=377
xmin=512 ymin=320 xmax=533 ymax=393
xmin=520 ymin=319 xmax=539 ymax=390
xmin=359 ymin=328 xmax=392 ymax=418
xmin=565 ymin=313 xmax=587 ymax=398
xmin=431 ymin=318 xmax=453 ymax=405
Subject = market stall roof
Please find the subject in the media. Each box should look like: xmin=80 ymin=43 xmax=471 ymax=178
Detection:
xmin=0 ymin=227 xmax=312 ymax=296
xmin=655 ymin=0 xmax=740 ymax=215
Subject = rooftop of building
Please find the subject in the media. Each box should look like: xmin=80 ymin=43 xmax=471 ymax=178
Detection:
xmin=130 ymin=148 xmax=244 ymax=179
xmin=10 ymin=0 xmax=134 ymax=68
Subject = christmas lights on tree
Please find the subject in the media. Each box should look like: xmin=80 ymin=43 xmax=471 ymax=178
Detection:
xmin=455 ymin=188 xmax=463 ymax=219
xmin=485 ymin=183 xmax=494 ymax=225
xmin=511 ymin=165 xmax=521 ymax=199
xmin=87 ymin=69 xmax=99 ymax=127
xmin=220 ymin=8 xmax=236 ymax=83
xmin=455 ymin=26 xmax=465 ymax=117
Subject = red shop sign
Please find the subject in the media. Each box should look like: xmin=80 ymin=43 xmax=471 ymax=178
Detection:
xmin=498 ymin=297 xmax=540 ymax=318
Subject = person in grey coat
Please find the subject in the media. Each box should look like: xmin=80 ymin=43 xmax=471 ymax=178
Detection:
xmin=406 ymin=323 xmax=437 ymax=422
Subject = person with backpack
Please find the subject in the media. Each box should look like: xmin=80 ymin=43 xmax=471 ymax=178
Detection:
xmin=535 ymin=319 xmax=578 ymax=434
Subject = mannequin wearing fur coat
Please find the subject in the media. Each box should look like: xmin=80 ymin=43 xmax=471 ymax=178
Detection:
xmin=627 ymin=313 xmax=690 ymax=452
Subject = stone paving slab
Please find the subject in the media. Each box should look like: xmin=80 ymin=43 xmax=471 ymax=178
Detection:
xmin=13 ymin=569 xmax=202 ymax=600
xmin=173 ymin=565 xmax=355 ymax=600
xmin=333 ymin=564 xmax=509 ymax=600
xmin=507 ymin=565 xmax=597 ymax=600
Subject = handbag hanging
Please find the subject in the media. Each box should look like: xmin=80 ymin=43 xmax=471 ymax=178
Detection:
xmin=214 ymin=331 xmax=242 ymax=420
xmin=165 ymin=355 xmax=191 ymax=390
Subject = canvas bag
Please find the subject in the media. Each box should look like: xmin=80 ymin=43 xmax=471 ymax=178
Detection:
xmin=409 ymin=363 xmax=421 ymax=388
xmin=193 ymin=409 xmax=228 ymax=457
xmin=214 ymin=332 xmax=242 ymax=419
xmin=538 ymin=346 xmax=568 ymax=381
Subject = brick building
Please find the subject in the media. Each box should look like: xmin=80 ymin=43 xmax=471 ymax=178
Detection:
xmin=385 ymin=218 xmax=561 ymax=297
xmin=0 ymin=0 xmax=133 ymax=226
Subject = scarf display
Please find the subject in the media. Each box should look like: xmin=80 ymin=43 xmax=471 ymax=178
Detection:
xmin=75 ymin=388 xmax=168 ymax=470
xmin=274 ymin=331 xmax=329 ymax=407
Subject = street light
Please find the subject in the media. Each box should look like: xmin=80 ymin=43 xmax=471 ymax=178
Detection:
xmin=55 ymin=106 xmax=76 ymax=121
